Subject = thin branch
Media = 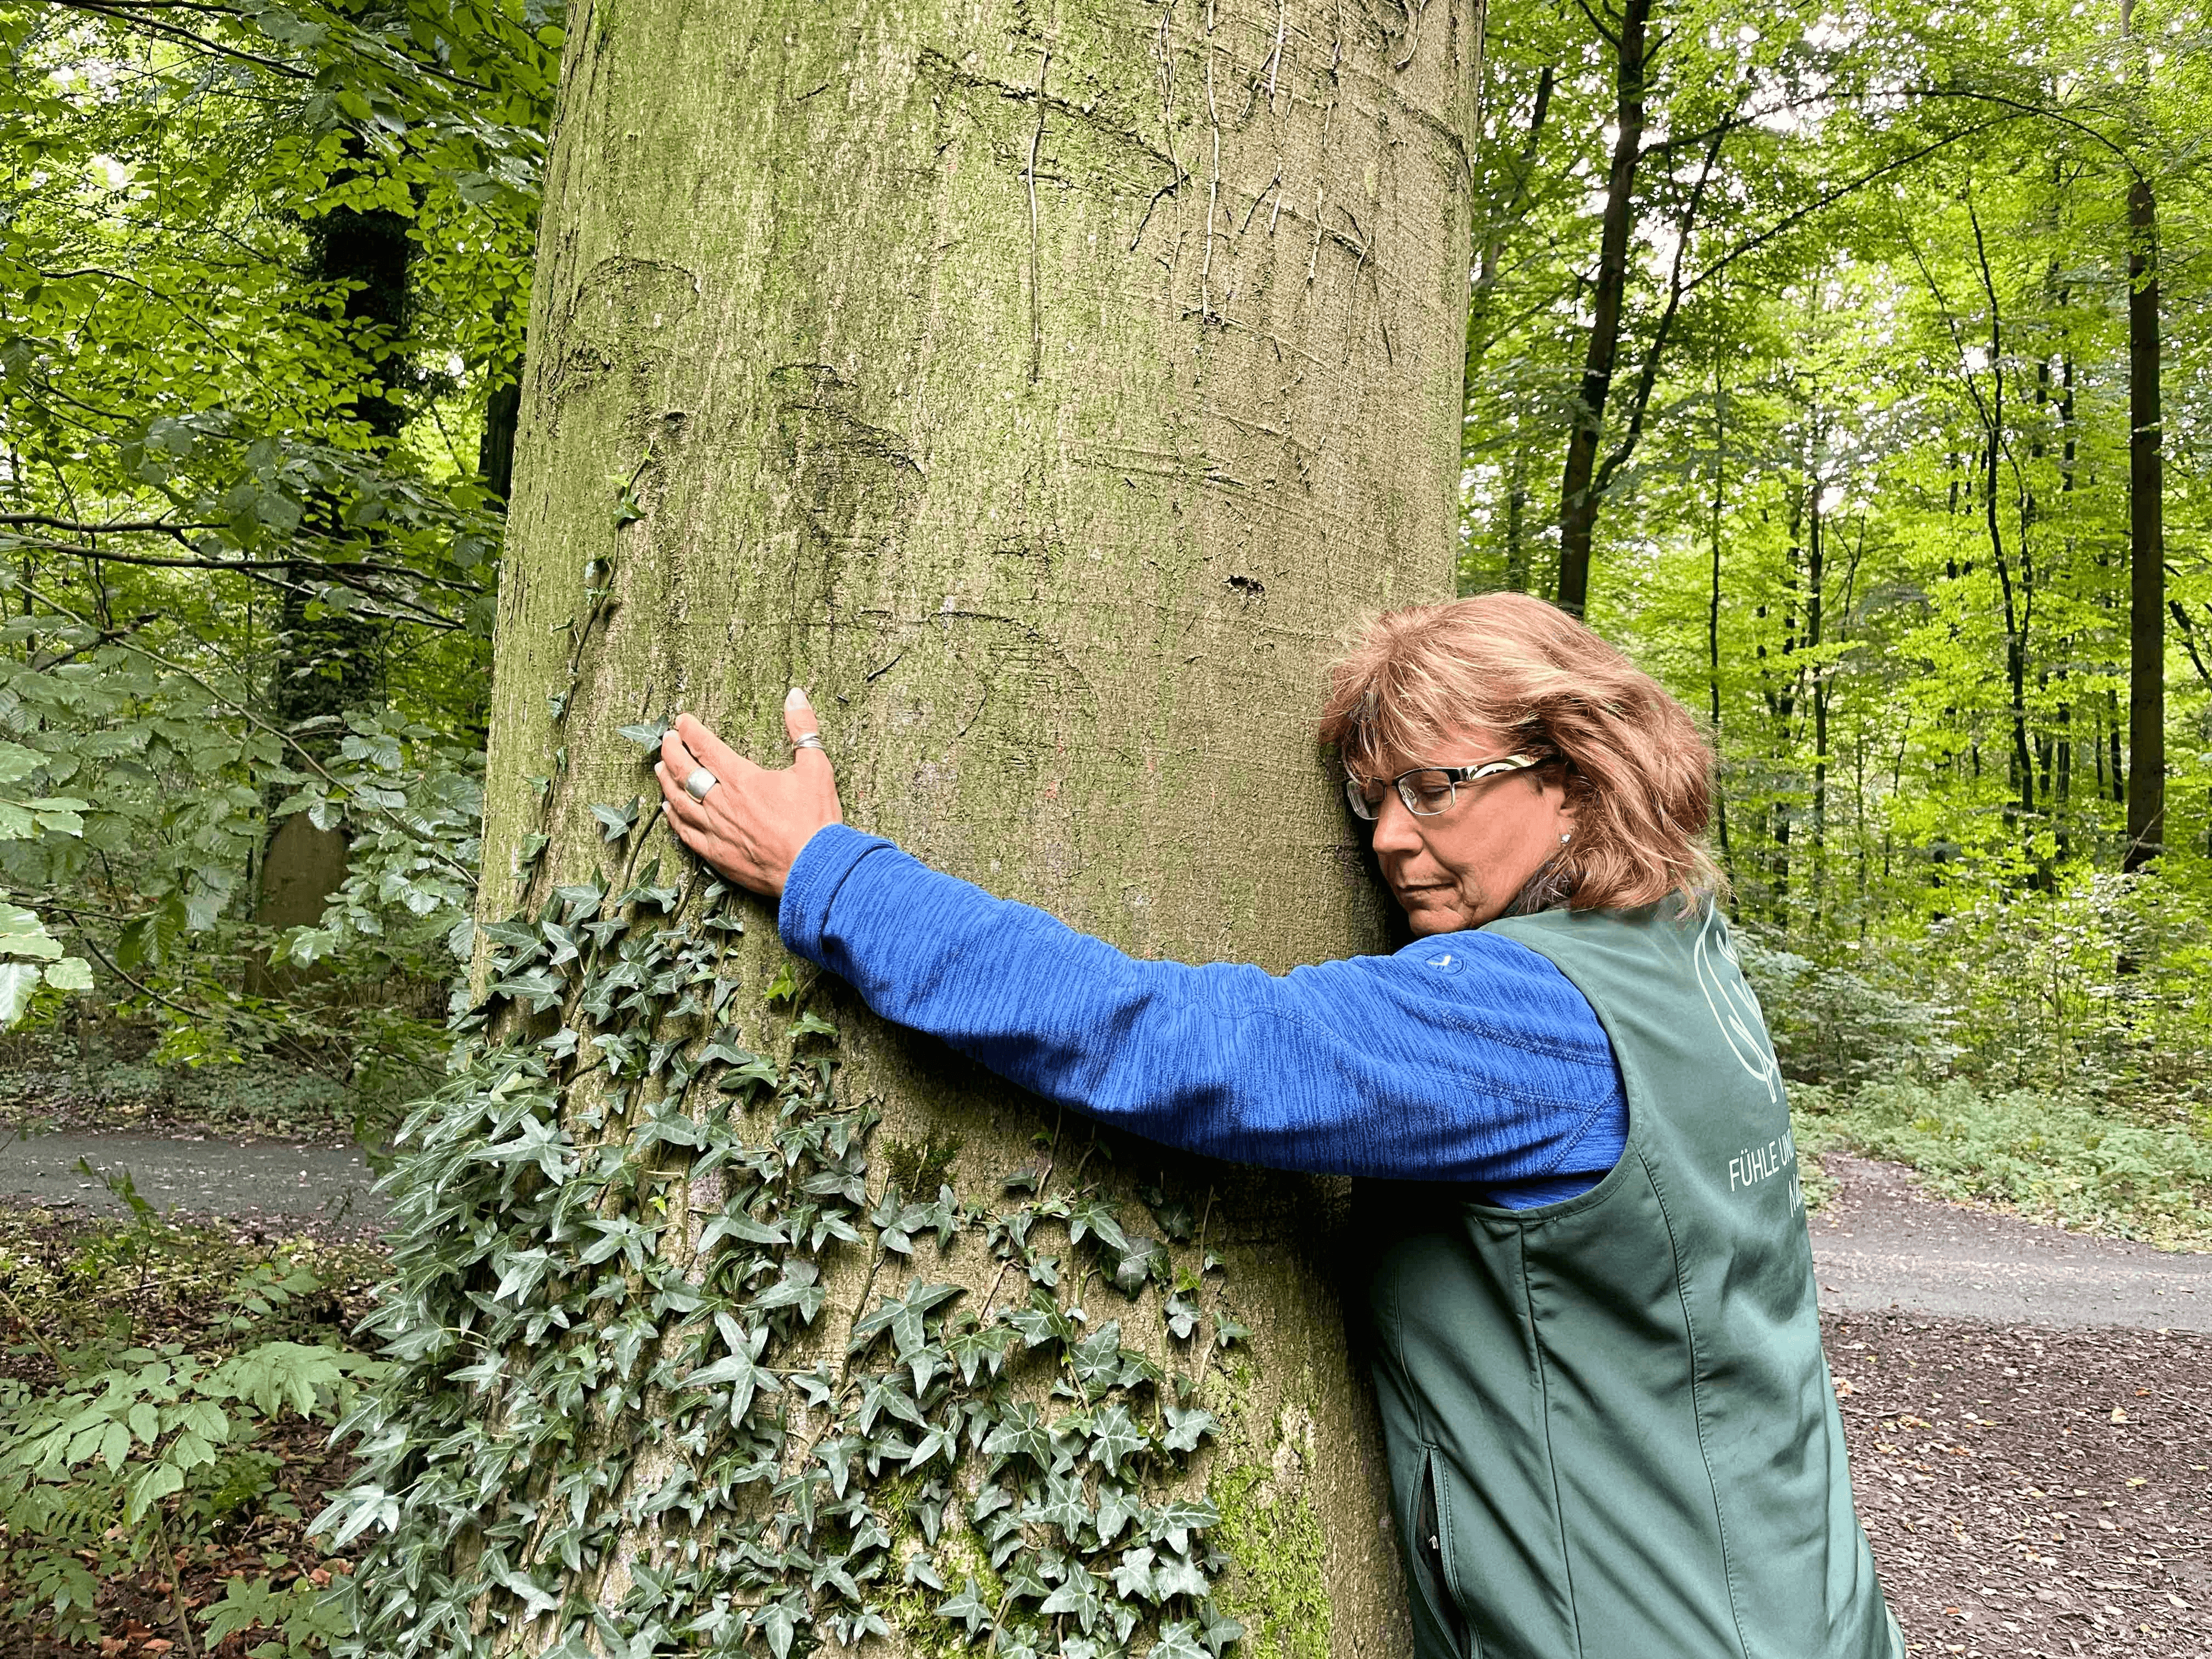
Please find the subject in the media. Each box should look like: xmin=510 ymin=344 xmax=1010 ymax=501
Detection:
xmin=1677 ymin=114 xmax=2022 ymax=305
xmin=6 ymin=578 xmax=475 ymax=883
xmin=1 ymin=537 xmax=467 ymax=631
xmin=51 ymin=0 xmax=313 ymax=78
xmin=1590 ymin=119 xmax=1734 ymax=498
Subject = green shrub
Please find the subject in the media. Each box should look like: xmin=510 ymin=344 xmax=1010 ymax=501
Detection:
xmin=1793 ymin=1079 xmax=2212 ymax=1248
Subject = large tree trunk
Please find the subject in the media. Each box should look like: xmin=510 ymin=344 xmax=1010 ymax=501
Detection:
xmin=339 ymin=3 xmax=1479 ymax=1656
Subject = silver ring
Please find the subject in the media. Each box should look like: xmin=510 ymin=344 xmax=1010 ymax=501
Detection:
xmin=794 ymin=733 xmax=823 ymax=751
xmin=683 ymin=766 xmax=718 ymax=802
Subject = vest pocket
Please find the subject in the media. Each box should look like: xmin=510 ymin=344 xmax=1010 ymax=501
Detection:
xmin=1412 ymin=1445 xmax=1476 ymax=1658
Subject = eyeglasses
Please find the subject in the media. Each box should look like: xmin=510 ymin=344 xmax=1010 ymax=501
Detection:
xmin=1343 ymin=752 xmax=1547 ymax=821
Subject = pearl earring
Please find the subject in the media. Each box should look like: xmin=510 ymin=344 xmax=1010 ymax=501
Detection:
xmin=1559 ymin=832 xmax=1572 ymax=844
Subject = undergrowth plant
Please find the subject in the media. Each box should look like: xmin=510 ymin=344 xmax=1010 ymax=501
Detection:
xmin=0 ymin=1195 xmax=385 ymax=1653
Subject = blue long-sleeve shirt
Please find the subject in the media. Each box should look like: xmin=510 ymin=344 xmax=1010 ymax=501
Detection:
xmin=777 ymin=824 xmax=1627 ymax=1208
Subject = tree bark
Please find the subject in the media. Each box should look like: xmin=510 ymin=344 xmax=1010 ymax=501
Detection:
xmin=2124 ymin=173 xmax=2164 ymax=871
xmin=1553 ymin=0 xmax=1652 ymax=616
xmin=464 ymin=1 xmax=1477 ymax=1652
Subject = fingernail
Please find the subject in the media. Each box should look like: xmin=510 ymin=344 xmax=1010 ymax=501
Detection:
xmin=785 ymin=687 xmax=809 ymax=711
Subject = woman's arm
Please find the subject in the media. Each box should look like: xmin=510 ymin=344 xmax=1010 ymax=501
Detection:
xmin=652 ymin=695 xmax=1624 ymax=1195
xmin=781 ymin=825 xmax=1624 ymax=1190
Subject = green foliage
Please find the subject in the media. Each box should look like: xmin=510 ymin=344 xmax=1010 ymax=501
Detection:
xmin=202 ymin=1571 xmax=355 ymax=1657
xmin=1794 ymin=1078 xmax=2212 ymax=1247
xmin=0 ymin=0 xmax=553 ymax=1074
xmin=316 ymin=742 xmax=1253 ymax=1658
xmin=0 ymin=1202 xmax=386 ymax=1647
xmin=1460 ymin=0 xmax=2212 ymax=1117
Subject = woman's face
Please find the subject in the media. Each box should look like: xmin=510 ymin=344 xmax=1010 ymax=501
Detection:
xmin=1362 ymin=724 xmax=1577 ymax=935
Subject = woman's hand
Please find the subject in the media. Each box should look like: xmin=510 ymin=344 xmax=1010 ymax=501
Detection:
xmin=654 ymin=690 xmax=843 ymax=896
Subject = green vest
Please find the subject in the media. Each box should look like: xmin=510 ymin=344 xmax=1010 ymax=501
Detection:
xmin=1362 ymin=900 xmax=1899 ymax=1659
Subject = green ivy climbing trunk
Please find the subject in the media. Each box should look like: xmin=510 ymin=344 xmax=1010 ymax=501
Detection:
xmin=364 ymin=3 xmax=1478 ymax=1654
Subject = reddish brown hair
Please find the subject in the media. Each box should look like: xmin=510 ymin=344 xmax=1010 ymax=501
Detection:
xmin=1317 ymin=593 xmax=1724 ymax=911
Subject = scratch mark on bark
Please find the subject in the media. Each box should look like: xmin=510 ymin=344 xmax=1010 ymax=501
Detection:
xmin=1131 ymin=179 xmax=1179 ymax=252
xmin=1199 ymin=33 xmax=1223 ymax=328
xmin=1266 ymin=0 xmax=1285 ymax=108
xmin=1241 ymin=172 xmax=1283 ymax=236
xmin=1393 ymin=0 xmax=1432 ymax=71
xmin=865 ymin=652 xmax=904 ymax=683
xmin=1026 ymin=46 xmax=1051 ymax=384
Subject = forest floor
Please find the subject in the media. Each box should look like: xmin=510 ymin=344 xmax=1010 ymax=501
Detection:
xmin=5 ymin=1131 xmax=2211 ymax=1654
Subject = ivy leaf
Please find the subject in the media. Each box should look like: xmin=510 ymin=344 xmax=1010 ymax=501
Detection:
xmin=590 ymin=799 xmax=638 ymax=841
xmin=935 ymin=1575 xmax=994 ymax=1637
xmin=1112 ymin=1234 xmax=1165 ymax=1296
xmin=970 ymin=1480 xmax=1015 ymax=1527
xmin=904 ymin=1421 xmax=959 ymax=1472
xmin=751 ymin=1594 xmax=806 ymax=1659
xmin=902 ymin=1550 xmax=944 ymax=1592
xmin=617 ymin=718 xmax=670 ymax=749
xmin=1095 ymin=1482 xmax=1142 ymax=1544
xmin=1162 ymin=1404 xmax=1217 ymax=1453
xmin=890 ymin=1280 xmax=961 ymax=1356
xmin=1036 ymin=1559 xmax=1103 ymax=1631
xmin=1086 ymin=1402 xmax=1149 ymax=1477
xmin=1164 ymin=1290 xmax=1201 ymax=1341
xmin=981 ymin=1401 xmax=1053 ymax=1470
xmin=698 ymin=1204 xmax=787 ymax=1252
xmin=856 ymin=1373 xmax=925 ymax=1435
xmin=1198 ymin=1603 xmax=1247 ymax=1655
xmin=1110 ymin=1545 xmax=1158 ymax=1602
xmin=1148 ymin=1621 xmax=1210 ymax=1659
xmin=490 ymin=967 xmax=563 ymax=1012
xmin=946 ymin=1319 xmax=1014 ymax=1385
xmin=1152 ymin=1551 xmax=1210 ymax=1602
xmin=1147 ymin=1194 xmax=1197 ymax=1242
xmin=1024 ymin=1469 xmax=1093 ymax=1540
xmin=1149 ymin=1497 xmax=1221 ymax=1556
xmin=1001 ymin=1300 xmax=1060 ymax=1352
xmin=751 ymin=1259 xmax=826 ymax=1324
xmin=1067 ymin=1321 xmax=1128 ymax=1395
xmin=687 ymin=1313 xmax=782 ymax=1423
xmin=1067 ymin=1194 xmax=1127 ymax=1253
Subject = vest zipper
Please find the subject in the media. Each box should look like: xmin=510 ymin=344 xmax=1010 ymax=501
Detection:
xmin=1416 ymin=1448 xmax=1475 ymax=1657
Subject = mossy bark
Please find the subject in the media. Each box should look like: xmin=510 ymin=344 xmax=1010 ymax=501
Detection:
xmin=486 ymin=2 xmax=1478 ymax=1650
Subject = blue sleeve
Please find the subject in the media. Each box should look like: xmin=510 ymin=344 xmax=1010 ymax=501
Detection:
xmin=778 ymin=824 xmax=1626 ymax=1195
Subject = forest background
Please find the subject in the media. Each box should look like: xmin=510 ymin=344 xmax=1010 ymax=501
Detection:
xmin=2 ymin=0 xmax=2211 ymax=1652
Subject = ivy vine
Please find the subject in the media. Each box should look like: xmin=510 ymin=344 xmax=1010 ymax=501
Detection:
xmin=315 ymin=718 xmax=1255 ymax=1659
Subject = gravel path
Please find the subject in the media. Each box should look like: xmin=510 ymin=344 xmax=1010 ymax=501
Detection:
xmin=1810 ymin=1153 xmax=2212 ymax=1329
xmin=0 ymin=1128 xmax=382 ymax=1234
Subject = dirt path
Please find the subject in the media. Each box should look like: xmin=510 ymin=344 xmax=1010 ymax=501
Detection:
xmin=0 ymin=1128 xmax=381 ymax=1237
xmin=1810 ymin=1153 xmax=2212 ymax=1330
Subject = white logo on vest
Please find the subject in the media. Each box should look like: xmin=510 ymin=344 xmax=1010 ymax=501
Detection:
xmin=1693 ymin=906 xmax=1781 ymax=1103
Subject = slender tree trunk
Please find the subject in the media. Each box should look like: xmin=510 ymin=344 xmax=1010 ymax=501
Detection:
xmin=2124 ymin=172 xmax=2165 ymax=870
xmin=1808 ymin=471 xmax=1826 ymax=931
xmin=1554 ymin=0 xmax=1652 ymax=616
xmin=1707 ymin=346 xmax=1730 ymax=883
xmin=249 ymin=188 xmax=407 ymax=988
xmin=360 ymin=4 xmax=1482 ymax=1654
